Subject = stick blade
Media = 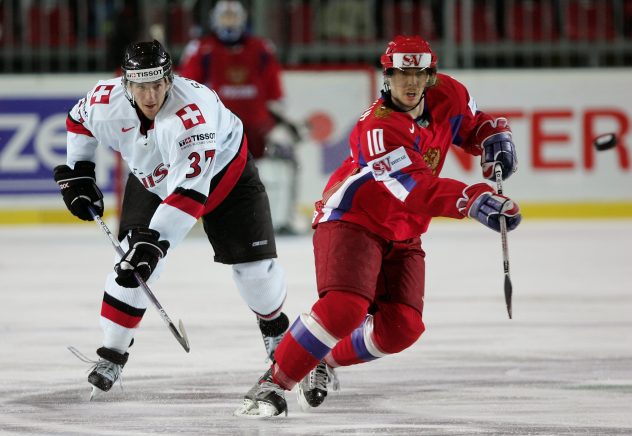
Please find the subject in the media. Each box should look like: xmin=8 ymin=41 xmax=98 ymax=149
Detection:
xmin=178 ymin=319 xmax=191 ymax=353
xmin=168 ymin=319 xmax=191 ymax=353
xmin=504 ymin=275 xmax=513 ymax=319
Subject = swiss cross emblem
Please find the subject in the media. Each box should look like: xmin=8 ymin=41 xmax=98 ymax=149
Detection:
xmin=90 ymin=85 xmax=115 ymax=105
xmin=176 ymin=104 xmax=206 ymax=129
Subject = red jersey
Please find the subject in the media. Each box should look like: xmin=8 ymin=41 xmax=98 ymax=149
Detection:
xmin=178 ymin=34 xmax=283 ymax=158
xmin=313 ymin=73 xmax=505 ymax=241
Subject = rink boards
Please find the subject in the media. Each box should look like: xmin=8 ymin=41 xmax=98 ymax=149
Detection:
xmin=1 ymin=68 xmax=631 ymax=223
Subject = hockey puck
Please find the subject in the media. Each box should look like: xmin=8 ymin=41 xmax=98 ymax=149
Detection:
xmin=593 ymin=133 xmax=617 ymax=151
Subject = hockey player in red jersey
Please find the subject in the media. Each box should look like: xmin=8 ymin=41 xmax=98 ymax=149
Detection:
xmin=53 ymin=40 xmax=290 ymax=398
xmin=234 ymin=35 xmax=521 ymax=418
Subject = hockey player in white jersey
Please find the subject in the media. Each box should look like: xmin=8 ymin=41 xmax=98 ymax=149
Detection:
xmin=54 ymin=40 xmax=289 ymax=396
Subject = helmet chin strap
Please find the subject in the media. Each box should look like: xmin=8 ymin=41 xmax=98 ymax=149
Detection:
xmin=404 ymin=91 xmax=425 ymax=114
xmin=121 ymin=77 xmax=136 ymax=108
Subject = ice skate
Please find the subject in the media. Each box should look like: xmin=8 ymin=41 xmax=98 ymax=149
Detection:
xmin=258 ymin=312 xmax=289 ymax=361
xmin=297 ymin=360 xmax=339 ymax=411
xmin=234 ymin=368 xmax=287 ymax=418
xmin=233 ymin=381 xmax=259 ymax=415
xmin=68 ymin=346 xmax=128 ymax=400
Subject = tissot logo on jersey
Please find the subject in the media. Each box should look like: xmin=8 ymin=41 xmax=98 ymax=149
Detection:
xmin=176 ymin=104 xmax=206 ymax=129
xmin=178 ymin=132 xmax=216 ymax=148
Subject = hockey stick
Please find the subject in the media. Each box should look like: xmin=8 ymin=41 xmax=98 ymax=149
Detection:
xmin=87 ymin=205 xmax=191 ymax=352
xmin=494 ymin=163 xmax=513 ymax=319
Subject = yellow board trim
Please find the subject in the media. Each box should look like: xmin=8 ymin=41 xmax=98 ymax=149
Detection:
xmin=520 ymin=202 xmax=632 ymax=219
xmin=0 ymin=210 xmax=118 ymax=225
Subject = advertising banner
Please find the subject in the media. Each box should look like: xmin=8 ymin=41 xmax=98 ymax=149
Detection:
xmin=0 ymin=75 xmax=116 ymax=222
xmin=1 ymin=69 xmax=630 ymax=224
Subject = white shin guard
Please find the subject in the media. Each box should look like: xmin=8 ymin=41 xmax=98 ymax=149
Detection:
xmin=232 ymin=259 xmax=287 ymax=318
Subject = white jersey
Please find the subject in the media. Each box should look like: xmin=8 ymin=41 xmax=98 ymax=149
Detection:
xmin=66 ymin=75 xmax=247 ymax=246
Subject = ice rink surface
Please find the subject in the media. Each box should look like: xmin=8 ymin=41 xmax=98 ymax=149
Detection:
xmin=1 ymin=219 xmax=631 ymax=435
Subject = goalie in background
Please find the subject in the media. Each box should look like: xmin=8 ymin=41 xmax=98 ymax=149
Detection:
xmin=178 ymin=0 xmax=304 ymax=235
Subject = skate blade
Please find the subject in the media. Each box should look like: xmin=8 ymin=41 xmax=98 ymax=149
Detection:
xmin=233 ymin=397 xmax=258 ymax=415
xmin=233 ymin=407 xmax=262 ymax=418
xmin=233 ymin=401 xmax=286 ymax=419
xmin=296 ymin=385 xmax=312 ymax=412
xmin=89 ymin=386 xmax=100 ymax=401
xmin=257 ymin=401 xmax=287 ymax=417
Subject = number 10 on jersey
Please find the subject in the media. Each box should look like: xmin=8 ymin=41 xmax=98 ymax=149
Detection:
xmin=367 ymin=129 xmax=385 ymax=156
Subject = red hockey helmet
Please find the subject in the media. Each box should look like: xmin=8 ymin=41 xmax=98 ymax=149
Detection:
xmin=380 ymin=35 xmax=437 ymax=73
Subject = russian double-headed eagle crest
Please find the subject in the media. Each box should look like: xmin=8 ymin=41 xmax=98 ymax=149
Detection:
xmin=423 ymin=147 xmax=441 ymax=174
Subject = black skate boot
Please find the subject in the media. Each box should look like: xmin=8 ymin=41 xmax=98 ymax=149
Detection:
xmin=234 ymin=367 xmax=287 ymax=418
xmin=87 ymin=347 xmax=128 ymax=398
xmin=258 ymin=312 xmax=289 ymax=361
xmin=297 ymin=360 xmax=339 ymax=411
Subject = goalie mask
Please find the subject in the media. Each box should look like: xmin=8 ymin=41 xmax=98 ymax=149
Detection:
xmin=211 ymin=0 xmax=248 ymax=44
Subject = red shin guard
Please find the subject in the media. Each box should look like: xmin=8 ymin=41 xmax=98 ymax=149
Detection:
xmin=272 ymin=291 xmax=369 ymax=388
xmin=330 ymin=302 xmax=424 ymax=366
